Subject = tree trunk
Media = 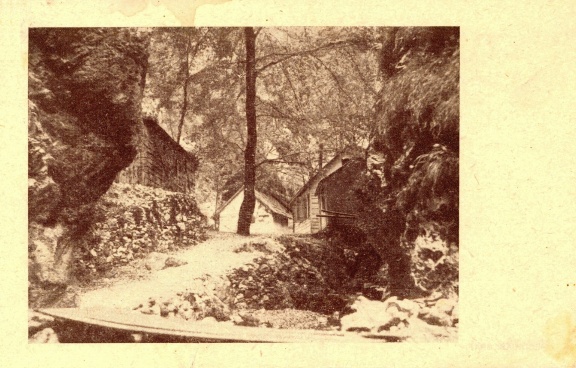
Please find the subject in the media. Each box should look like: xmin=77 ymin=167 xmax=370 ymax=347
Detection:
xmin=176 ymin=33 xmax=192 ymax=144
xmin=237 ymin=27 xmax=257 ymax=235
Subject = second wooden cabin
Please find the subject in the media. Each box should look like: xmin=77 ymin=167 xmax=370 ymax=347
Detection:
xmin=214 ymin=187 xmax=293 ymax=234
xmin=289 ymin=147 xmax=364 ymax=234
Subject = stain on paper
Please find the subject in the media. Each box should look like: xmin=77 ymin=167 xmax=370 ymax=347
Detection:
xmin=108 ymin=0 xmax=149 ymax=17
xmin=108 ymin=0 xmax=233 ymax=25
xmin=545 ymin=311 xmax=576 ymax=367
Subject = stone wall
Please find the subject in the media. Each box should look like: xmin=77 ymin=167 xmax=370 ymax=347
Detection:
xmin=74 ymin=183 xmax=207 ymax=280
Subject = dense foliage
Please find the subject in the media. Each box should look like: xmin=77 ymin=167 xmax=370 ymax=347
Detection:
xmin=143 ymin=27 xmax=381 ymax=220
xmin=356 ymin=27 xmax=459 ymax=297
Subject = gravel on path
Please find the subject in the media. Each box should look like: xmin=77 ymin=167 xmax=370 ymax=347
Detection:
xmin=78 ymin=231 xmax=266 ymax=310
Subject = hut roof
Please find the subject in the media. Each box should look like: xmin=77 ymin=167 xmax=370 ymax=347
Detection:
xmin=142 ymin=117 xmax=198 ymax=167
xmin=315 ymin=157 xmax=365 ymax=196
xmin=288 ymin=146 xmax=363 ymax=206
xmin=214 ymin=187 xmax=292 ymax=219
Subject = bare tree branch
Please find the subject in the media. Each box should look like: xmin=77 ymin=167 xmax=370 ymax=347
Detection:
xmin=255 ymin=40 xmax=350 ymax=74
xmin=255 ymin=159 xmax=307 ymax=168
xmin=309 ymin=54 xmax=362 ymax=112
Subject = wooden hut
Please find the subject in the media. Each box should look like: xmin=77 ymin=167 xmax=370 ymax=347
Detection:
xmin=213 ymin=187 xmax=292 ymax=234
xmin=315 ymin=157 xmax=365 ymax=230
xmin=115 ymin=118 xmax=198 ymax=193
xmin=289 ymin=147 xmax=362 ymax=234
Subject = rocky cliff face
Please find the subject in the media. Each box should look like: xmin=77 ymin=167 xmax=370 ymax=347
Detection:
xmin=28 ymin=28 xmax=150 ymax=307
xmin=347 ymin=28 xmax=459 ymax=298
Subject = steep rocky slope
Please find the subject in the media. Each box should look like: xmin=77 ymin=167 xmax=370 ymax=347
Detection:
xmin=28 ymin=28 xmax=150 ymax=307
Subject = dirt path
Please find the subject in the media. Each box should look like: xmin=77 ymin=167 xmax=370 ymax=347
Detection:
xmin=78 ymin=231 xmax=265 ymax=310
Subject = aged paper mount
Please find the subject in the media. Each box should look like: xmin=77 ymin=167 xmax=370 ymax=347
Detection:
xmin=2 ymin=0 xmax=575 ymax=367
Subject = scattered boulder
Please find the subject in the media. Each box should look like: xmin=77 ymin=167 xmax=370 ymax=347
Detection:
xmin=338 ymin=294 xmax=457 ymax=340
xmin=386 ymin=297 xmax=421 ymax=319
xmin=162 ymin=256 xmax=188 ymax=269
xmin=419 ymin=297 xmax=458 ymax=327
xmin=340 ymin=296 xmax=398 ymax=332
xmin=340 ymin=296 xmax=418 ymax=333
xmin=403 ymin=318 xmax=457 ymax=342
xmin=144 ymin=252 xmax=167 ymax=271
xmin=29 ymin=328 xmax=59 ymax=343
xmin=28 ymin=310 xmax=55 ymax=337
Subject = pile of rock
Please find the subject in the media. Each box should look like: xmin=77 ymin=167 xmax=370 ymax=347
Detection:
xmin=339 ymin=293 xmax=458 ymax=341
xmin=133 ymin=275 xmax=233 ymax=322
xmin=227 ymin=255 xmax=294 ymax=311
xmin=74 ymin=183 xmax=207 ymax=279
xmin=276 ymin=236 xmax=352 ymax=292
xmin=29 ymin=310 xmax=59 ymax=343
xmin=226 ymin=237 xmax=350 ymax=314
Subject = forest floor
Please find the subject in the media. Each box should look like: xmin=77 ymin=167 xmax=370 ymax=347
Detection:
xmin=32 ymin=231 xmax=458 ymax=342
xmin=70 ymin=230 xmax=350 ymax=340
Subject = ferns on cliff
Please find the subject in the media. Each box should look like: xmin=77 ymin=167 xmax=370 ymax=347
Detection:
xmin=358 ymin=27 xmax=459 ymax=297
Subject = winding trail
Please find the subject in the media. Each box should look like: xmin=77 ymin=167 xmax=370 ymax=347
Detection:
xmin=78 ymin=231 xmax=266 ymax=310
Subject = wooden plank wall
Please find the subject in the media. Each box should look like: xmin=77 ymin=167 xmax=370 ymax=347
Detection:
xmin=115 ymin=122 xmax=196 ymax=193
xmin=310 ymin=194 xmax=321 ymax=233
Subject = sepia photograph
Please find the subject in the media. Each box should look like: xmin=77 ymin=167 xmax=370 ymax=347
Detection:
xmin=27 ymin=27 xmax=459 ymax=343
xmin=1 ymin=0 xmax=573 ymax=365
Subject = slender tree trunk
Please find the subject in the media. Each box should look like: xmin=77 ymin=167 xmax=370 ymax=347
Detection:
xmin=373 ymin=28 xmax=399 ymax=139
xmin=176 ymin=33 xmax=192 ymax=144
xmin=237 ymin=27 xmax=257 ymax=235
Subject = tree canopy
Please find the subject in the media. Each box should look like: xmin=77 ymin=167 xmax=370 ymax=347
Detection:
xmin=142 ymin=27 xmax=458 ymax=243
